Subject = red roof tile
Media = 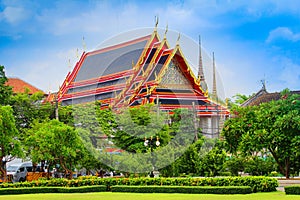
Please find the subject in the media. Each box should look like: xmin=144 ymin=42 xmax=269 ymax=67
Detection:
xmin=6 ymin=78 xmax=44 ymax=95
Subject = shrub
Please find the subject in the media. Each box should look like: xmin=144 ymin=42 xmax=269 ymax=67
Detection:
xmin=0 ymin=176 xmax=278 ymax=193
xmin=111 ymin=185 xmax=252 ymax=194
xmin=0 ymin=186 xmax=107 ymax=195
xmin=285 ymin=185 xmax=300 ymax=195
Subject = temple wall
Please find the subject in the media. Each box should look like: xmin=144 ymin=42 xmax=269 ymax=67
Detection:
xmin=199 ymin=116 xmax=224 ymax=138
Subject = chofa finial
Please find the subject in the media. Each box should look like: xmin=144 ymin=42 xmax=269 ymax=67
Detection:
xmin=176 ymin=32 xmax=181 ymax=45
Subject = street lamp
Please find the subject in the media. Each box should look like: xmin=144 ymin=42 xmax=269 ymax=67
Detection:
xmin=144 ymin=136 xmax=160 ymax=177
xmin=144 ymin=136 xmax=160 ymax=148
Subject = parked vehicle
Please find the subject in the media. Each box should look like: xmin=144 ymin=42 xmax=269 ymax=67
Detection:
xmin=6 ymin=162 xmax=32 ymax=183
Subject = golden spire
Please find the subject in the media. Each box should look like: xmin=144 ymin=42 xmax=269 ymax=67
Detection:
xmin=198 ymin=35 xmax=204 ymax=80
xmin=198 ymin=35 xmax=208 ymax=92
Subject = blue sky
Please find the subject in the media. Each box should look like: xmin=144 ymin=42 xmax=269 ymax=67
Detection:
xmin=0 ymin=0 xmax=300 ymax=99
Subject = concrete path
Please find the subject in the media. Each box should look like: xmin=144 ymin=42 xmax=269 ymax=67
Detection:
xmin=277 ymin=179 xmax=300 ymax=192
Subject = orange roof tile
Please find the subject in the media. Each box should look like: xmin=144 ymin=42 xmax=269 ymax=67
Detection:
xmin=6 ymin=78 xmax=44 ymax=95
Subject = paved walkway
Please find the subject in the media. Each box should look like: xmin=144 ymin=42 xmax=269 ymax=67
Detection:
xmin=277 ymin=179 xmax=300 ymax=192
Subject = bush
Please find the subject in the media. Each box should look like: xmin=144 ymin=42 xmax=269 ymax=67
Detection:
xmin=285 ymin=185 xmax=300 ymax=195
xmin=0 ymin=186 xmax=107 ymax=195
xmin=111 ymin=185 xmax=252 ymax=194
xmin=0 ymin=176 xmax=278 ymax=193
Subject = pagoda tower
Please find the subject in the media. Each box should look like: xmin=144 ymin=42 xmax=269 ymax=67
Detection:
xmin=197 ymin=35 xmax=208 ymax=94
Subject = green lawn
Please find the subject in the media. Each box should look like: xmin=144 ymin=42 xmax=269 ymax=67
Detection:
xmin=0 ymin=192 xmax=299 ymax=200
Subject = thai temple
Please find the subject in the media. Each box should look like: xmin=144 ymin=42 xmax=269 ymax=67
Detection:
xmin=56 ymin=25 xmax=230 ymax=138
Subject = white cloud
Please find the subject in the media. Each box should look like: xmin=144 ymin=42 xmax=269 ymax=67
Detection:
xmin=1 ymin=6 xmax=27 ymax=24
xmin=266 ymin=27 xmax=300 ymax=43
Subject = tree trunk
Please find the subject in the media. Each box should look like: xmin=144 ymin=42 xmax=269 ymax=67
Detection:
xmin=285 ymin=158 xmax=290 ymax=179
xmin=0 ymin=166 xmax=6 ymax=183
xmin=0 ymin=158 xmax=7 ymax=183
xmin=60 ymin=159 xmax=73 ymax=180
xmin=269 ymin=148 xmax=288 ymax=178
xmin=47 ymin=162 xmax=52 ymax=180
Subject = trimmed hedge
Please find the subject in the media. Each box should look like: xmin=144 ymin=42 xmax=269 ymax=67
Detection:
xmin=0 ymin=176 xmax=278 ymax=193
xmin=111 ymin=185 xmax=252 ymax=194
xmin=0 ymin=185 xmax=107 ymax=195
xmin=285 ymin=185 xmax=300 ymax=195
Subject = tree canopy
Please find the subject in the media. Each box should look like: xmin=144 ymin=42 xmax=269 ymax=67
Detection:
xmin=0 ymin=65 xmax=12 ymax=105
xmin=222 ymin=90 xmax=300 ymax=178
xmin=26 ymin=119 xmax=87 ymax=179
xmin=0 ymin=105 xmax=23 ymax=181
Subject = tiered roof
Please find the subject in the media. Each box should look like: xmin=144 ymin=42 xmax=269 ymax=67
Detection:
xmin=57 ymin=28 xmax=229 ymax=117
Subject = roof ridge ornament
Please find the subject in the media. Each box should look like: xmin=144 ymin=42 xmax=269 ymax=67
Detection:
xmin=261 ymin=78 xmax=267 ymax=91
xmin=164 ymin=23 xmax=168 ymax=39
xmin=82 ymin=36 xmax=86 ymax=51
xmin=68 ymin=58 xmax=72 ymax=72
xmin=154 ymin=16 xmax=159 ymax=32
xmin=176 ymin=33 xmax=181 ymax=46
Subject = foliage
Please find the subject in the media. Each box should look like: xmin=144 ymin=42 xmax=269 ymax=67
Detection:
xmin=111 ymin=185 xmax=252 ymax=194
xmin=160 ymin=138 xmax=227 ymax=178
xmin=0 ymin=65 xmax=12 ymax=105
xmin=232 ymin=93 xmax=253 ymax=105
xmin=58 ymin=105 xmax=74 ymax=126
xmin=25 ymin=120 xmax=87 ymax=179
xmin=0 ymin=105 xmax=23 ymax=182
xmin=0 ymin=186 xmax=107 ymax=195
xmin=224 ymin=155 xmax=277 ymax=176
xmin=198 ymin=140 xmax=227 ymax=177
xmin=9 ymin=90 xmax=54 ymax=135
xmin=244 ymin=156 xmax=277 ymax=176
xmin=0 ymin=176 xmax=278 ymax=193
xmin=222 ymin=90 xmax=300 ymax=178
xmin=224 ymin=156 xmax=245 ymax=176
xmin=97 ymin=104 xmax=171 ymax=153
xmin=285 ymin=185 xmax=300 ymax=195
xmin=73 ymin=102 xmax=103 ymax=148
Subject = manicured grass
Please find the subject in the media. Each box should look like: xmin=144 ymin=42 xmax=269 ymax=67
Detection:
xmin=0 ymin=191 xmax=298 ymax=200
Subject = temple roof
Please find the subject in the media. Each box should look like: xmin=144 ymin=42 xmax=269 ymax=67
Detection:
xmin=57 ymin=28 xmax=229 ymax=117
xmin=241 ymin=86 xmax=268 ymax=106
xmin=242 ymin=88 xmax=300 ymax=106
xmin=6 ymin=77 xmax=44 ymax=95
xmin=75 ymin=35 xmax=150 ymax=82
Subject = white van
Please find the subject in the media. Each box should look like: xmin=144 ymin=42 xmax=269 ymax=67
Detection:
xmin=6 ymin=162 xmax=32 ymax=183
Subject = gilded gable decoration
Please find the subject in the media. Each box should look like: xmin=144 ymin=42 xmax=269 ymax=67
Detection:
xmin=159 ymin=58 xmax=192 ymax=89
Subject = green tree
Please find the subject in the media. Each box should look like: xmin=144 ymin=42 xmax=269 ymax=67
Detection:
xmin=198 ymin=140 xmax=227 ymax=176
xmin=222 ymin=90 xmax=300 ymax=178
xmin=26 ymin=120 xmax=86 ymax=179
xmin=0 ymin=106 xmax=23 ymax=182
xmin=97 ymin=104 xmax=171 ymax=153
xmin=224 ymin=155 xmax=245 ymax=176
xmin=73 ymin=102 xmax=102 ymax=148
xmin=0 ymin=65 xmax=12 ymax=105
xmin=232 ymin=93 xmax=253 ymax=105
xmin=244 ymin=156 xmax=277 ymax=176
xmin=10 ymin=90 xmax=54 ymax=135
xmin=58 ymin=104 xmax=74 ymax=126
